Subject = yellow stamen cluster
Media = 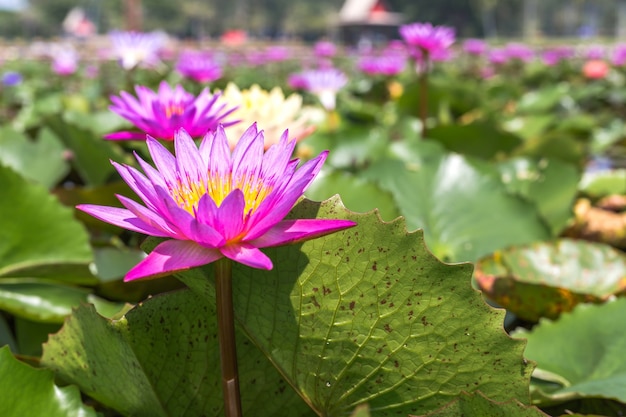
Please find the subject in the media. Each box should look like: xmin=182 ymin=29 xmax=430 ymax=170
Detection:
xmin=163 ymin=102 xmax=185 ymax=118
xmin=169 ymin=170 xmax=274 ymax=216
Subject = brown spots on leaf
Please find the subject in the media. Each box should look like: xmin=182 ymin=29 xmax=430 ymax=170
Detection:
xmin=421 ymin=316 xmax=430 ymax=326
xmin=322 ymin=286 xmax=332 ymax=296
xmin=384 ymin=323 xmax=392 ymax=333
xmin=372 ymin=262 xmax=378 ymax=271
xmin=349 ymin=301 xmax=356 ymax=310
xmin=311 ymin=296 xmax=320 ymax=308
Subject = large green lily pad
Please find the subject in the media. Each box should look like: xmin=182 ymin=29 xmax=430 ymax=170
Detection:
xmin=363 ymin=140 xmax=550 ymax=262
xmin=175 ymin=196 xmax=533 ymax=416
xmin=42 ymin=290 xmax=313 ymax=417
xmin=0 ymin=164 xmax=94 ymax=282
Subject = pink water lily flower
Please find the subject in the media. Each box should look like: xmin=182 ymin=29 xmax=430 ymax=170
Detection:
xmin=105 ymin=81 xmax=237 ymax=141
xmin=399 ymin=22 xmax=455 ymax=54
xmin=78 ymin=124 xmax=356 ymax=280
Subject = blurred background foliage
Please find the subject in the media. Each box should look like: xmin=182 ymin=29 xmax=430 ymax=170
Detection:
xmin=2 ymin=0 xmax=626 ymax=41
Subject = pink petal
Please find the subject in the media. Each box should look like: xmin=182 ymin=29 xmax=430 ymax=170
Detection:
xmin=146 ymin=136 xmax=178 ymax=185
xmin=231 ymin=124 xmax=263 ymax=181
xmin=76 ymin=204 xmax=170 ymax=237
xmin=220 ymin=243 xmax=273 ymax=270
xmin=250 ymin=219 xmax=356 ymax=248
xmin=205 ymin=126 xmax=233 ymax=180
xmin=104 ymin=131 xmax=145 ymax=140
xmin=174 ymin=129 xmax=206 ymax=186
xmin=116 ymin=195 xmax=179 ymax=237
xmin=111 ymin=162 xmax=160 ymax=211
xmin=216 ymin=190 xmax=245 ymax=240
xmin=134 ymin=151 xmax=166 ymax=190
xmin=247 ymin=152 xmax=328 ymax=239
xmin=125 ymin=239 xmax=222 ymax=281
xmin=260 ymin=130 xmax=296 ymax=180
xmin=195 ymin=193 xmax=220 ymax=230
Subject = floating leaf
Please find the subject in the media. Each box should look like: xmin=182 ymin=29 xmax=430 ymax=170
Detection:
xmin=427 ymin=122 xmax=522 ymax=160
xmin=514 ymin=299 xmax=626 ymax=405
xmin=306 ymin=170 xmax=400 ymax=222
xmin=579 ymin=169 xmax=626 ymax=198
xmin=0 ymin=164 xmax=94 ymax=282
xmin=176 ymin=196 xmax=531 ymax=416
xmin=363 ymin=140 xmax=550 ymax=262
xmin=497 ymin=158 xmax=580 ymax=235
xmin=0 ymin=346 xmax=96 ymax=417
xmin=0 ymin=126 xmax=69 ymax=189
xmin=44 ymin=114 xmax=121 ymax=186
xmin=475 ymin=239 xmax=626 ymax=321
xmin=42 ymin=290 xmax=314 ymax=417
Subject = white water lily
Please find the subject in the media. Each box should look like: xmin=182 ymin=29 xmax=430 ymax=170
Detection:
xmin=219 ymin=83 xmax=316 ymax=150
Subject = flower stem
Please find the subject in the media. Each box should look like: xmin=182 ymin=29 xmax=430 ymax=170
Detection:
xmin=215 ymin=257 xmax=242 ymax=417
xmin=419 ymin=51 xmax=430 ymax=139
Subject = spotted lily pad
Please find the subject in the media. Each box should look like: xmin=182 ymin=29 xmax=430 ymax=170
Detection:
xmin=411 ymin=391 xmax=549 ymax=417
xmin=475 ymin=239 xmax=626 ymax=321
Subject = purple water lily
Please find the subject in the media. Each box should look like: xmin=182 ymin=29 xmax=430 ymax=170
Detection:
xmin=105 ymin=81 xmax=237 ymax=140
xmin=78 ymin=124 xmax=356 ymax=280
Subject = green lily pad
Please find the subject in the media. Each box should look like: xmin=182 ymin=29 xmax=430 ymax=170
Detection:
xmin=42 ymin=290 xmax=314 ymax=417
xmin=411 ymin=391 xmax=549 ymax=417
xmin=579 ymin=169 xmax=626 ymax=198
xmin=173 ymin=196 xmax=533 ymax=416
xmin=305 ymin=169 xmax=400 ymax=222
xmin=0 ymin=346 xmax=96 ymax=417
xmin=0 ymin=126 xmax=69 ymax=189
xmin=497 ymin=158 xmax=580 ymax=236
xmin=0 ymin=279 xmax=128 ymax=323
xmin=304 ymin=125 xmax=389 ymax=169
xmin=44 ymin=114 xmax=122 ymax=186
xmin=426 ymin=122 xmax=522 ymax=160
xmin=516 ymin=84 xmax=570 ymax=114
xmin=363 ymin=140 xmax=550 ymax=262
xmin=513 ymin=299 xmax=626 ymax=405
xmin=0 ymin=164 xmax=94 ymax=282
xmin=475 ymin=239 xmax=626 ymax=321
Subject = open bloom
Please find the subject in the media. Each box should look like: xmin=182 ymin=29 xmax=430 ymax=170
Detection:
xmin=105 ymin=81 xmax=238 ymax=140
xmin=78 ymin=124 xmax=355 ymax=280
xmin=219 ymin=83 xmax=316 ymax=149
xmin=176 ymin=50 xmax=223 ymax=83
xmin=109 ymin=30 xmax=166 ymax=70
xmin=399 ymin=22 xmax=455 ymax=55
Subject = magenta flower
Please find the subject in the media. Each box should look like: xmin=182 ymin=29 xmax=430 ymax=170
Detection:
xmin=176 ymin=50 xmax=223 ymax=83
xmin=105 ymin=81 xmax=237 ymax=141
xmin=399 ymin=22 xmax=455 ymax=54
xmin=51 ymin=49 xmax=79 ymax=76
xmin=78 ymin=125 xmax=356 ymax=280
xmin=357 ymin=52 xmax=407 ymax=76
xmin=314 ymin=40 xmax=337 ymax=58
xmin=463 ymin=39 xmax=487 ymax=56
xmin=504 ymin=43 xmax=535 ymax=62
